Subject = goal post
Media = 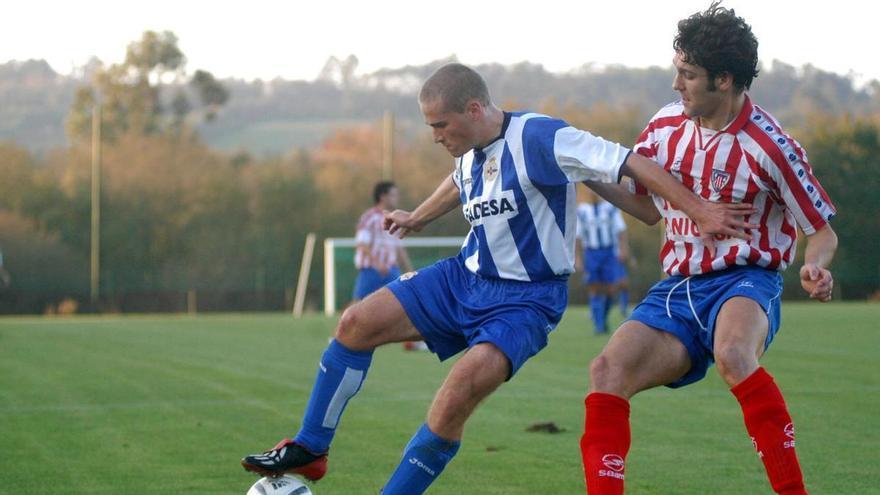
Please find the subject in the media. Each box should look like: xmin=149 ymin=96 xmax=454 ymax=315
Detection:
xmin=323 ymin=236 xmax=465 ymax=316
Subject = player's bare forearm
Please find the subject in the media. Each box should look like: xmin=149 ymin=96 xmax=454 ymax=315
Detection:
xmin=800 ymin=224 xmax=837 ymax=302
xmin=620 ymin=153 xmax=758 ymax=240
xmin=804 ymin=224 xmax=837 ymax=268
xmin=584 ymin=181 xmax=660 ymax=225
xmin=410 ymin=175 xmax=460 ymax=228
xmin=385 ymin=174 xmax=460 ymax=237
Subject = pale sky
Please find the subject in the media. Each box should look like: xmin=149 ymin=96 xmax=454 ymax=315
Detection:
xmin=3 ymin=0 xmax=876 ymax=85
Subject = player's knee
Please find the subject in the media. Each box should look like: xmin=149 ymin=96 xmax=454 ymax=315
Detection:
xmin=714 ymin=343 xmax=758 ymax=386
xmin=589 ymin=353 xmax=625 ymax=394
xmin=335 ymin=305 xmax=372 ymax=347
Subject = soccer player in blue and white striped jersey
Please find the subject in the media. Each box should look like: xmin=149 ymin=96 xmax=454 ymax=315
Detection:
xmin=576 ymin=191 xmax=631 ymax=334
xmin=241 ymin=63 xmax=755 ymax=494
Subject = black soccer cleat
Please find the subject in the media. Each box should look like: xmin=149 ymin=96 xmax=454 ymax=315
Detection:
xmin=241 ymin=438 xmax=328 ymax=481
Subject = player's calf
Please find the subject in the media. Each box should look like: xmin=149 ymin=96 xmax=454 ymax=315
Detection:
xmin=732 ymin=367 xmax=807 ymax=495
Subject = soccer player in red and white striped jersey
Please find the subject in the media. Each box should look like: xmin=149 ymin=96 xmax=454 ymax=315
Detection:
xmin=581 ymin=3 xmax=837 ymax=494
xmin=352 ymin=182 xmax=413 ymax=301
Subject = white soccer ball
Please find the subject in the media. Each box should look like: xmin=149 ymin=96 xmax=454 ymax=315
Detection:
xmin=246 ymin=475 xmax=312 ymax=495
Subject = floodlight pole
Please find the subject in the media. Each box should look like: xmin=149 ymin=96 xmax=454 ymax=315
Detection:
xmin=382 ymin=110 xmax=394 ymax=180
xmin=90 ymin=104 xmax=102 ymax=305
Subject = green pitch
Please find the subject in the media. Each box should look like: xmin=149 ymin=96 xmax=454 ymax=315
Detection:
xmin=1 ymin=303 xmax=877 ymax=494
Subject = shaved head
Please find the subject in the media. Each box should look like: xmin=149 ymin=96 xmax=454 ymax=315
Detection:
xmin=419 ymin=63 xmax=492 ymax=113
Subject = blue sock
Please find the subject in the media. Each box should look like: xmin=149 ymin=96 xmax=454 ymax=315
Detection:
xmin=619 ymin=289 xmax=629 ymax=317
xmin=589 ymin=294 xmax=607 ymax=333
xmin=382 ymin=423 xmax=460 ymax=495
xmin=293 ymin=339 xmax=373 ymax=454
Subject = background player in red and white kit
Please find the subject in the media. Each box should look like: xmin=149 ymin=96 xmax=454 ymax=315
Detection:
xmin=352 ymin=181 xmax=412 ymax=302
xmin=581 ymin=3 xmax=838 ymax=494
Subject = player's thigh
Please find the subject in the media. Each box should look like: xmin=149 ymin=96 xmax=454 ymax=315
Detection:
xmin=335 ymin=287 xmax=421 ymax=350
xmin=590 ymin=320 xmax=691 ymax=398
xmin=714 ymin=296 xmax=768 ymax=354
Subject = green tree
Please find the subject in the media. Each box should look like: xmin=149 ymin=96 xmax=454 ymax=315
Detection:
xmin=66 ymin=30 xmax=228 ymax=142
xmin=794 ymin=116 xmax=880 ymax=298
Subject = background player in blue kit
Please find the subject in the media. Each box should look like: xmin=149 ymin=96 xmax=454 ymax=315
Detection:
xmin=241 ymin=63 xmax=755 ymax=494
xmin=576 ymin=190 xmax=632 ymax=334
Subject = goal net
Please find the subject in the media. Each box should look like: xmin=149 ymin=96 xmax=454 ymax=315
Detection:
xmin=323 ymin=236 xmax=464 ymax=316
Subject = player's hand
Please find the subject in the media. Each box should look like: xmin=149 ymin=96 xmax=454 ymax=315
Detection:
xmin=383 ymin=209 xmax=423 ymax=239
xmin=694 ymin=201 xmax=759 ymax=256
xmin=800 ymin=263 xmax=834 ymax=302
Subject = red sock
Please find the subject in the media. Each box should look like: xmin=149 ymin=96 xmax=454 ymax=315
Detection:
xmin=580 ymin=392 xmax=630 ymax=495
xmin=731 ymin=367 xmax=808 ymax=495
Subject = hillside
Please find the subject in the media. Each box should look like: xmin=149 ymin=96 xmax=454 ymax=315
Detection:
xmin=1 ymin=56 xmax=878 ymax=155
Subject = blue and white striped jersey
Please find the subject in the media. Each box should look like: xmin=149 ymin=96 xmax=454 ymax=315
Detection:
xmin=452 ymin=112 xmax=630 ymax=282
xmin=576 ymin=200 xmax=627 ymax=250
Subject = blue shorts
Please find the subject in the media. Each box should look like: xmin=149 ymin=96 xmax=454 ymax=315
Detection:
xmin=583 ymin=247 xmax=624 ymax=285
xmin=628 ymin=265 xmax=783 ymax=388
xmin=353 ymin=267 xmax=400 ymax=300
xmin=387 ymin=255 xmax=567 ymax=378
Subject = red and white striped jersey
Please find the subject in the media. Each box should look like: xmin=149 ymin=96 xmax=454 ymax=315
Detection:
xmin=633 ymin=95 xmax=836 ymax=276
xmin=354 ymin=207 xmax=401 ymax=270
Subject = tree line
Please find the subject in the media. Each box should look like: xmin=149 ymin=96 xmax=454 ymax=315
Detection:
xmin=0 ymin=33 xmax=876 ymax=313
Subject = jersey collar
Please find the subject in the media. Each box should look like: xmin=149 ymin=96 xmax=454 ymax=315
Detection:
xmin=694 ymin=94 xmax=753 ymax=149
xmin=474 ymin=111 xmax=511 ymax=153
xmin=723 ymin=93 xmax=754 ymax=135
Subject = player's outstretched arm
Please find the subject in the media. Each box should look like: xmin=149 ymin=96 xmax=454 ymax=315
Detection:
xmin=620 ymin=153 xmax=758 ymax=241
xmin=584 ymin=181 xmax=661 ymax=225
xmin=384 ymin=174 xmax=460 ymax=238
xmin=800 ymin=224 xmax=838 ymax=302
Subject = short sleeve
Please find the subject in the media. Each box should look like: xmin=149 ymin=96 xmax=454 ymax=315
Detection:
xmin=521 ymin=116 xmax=630 ymax=186
xmin=760 ymin=137 xmax=836 ymax=235
xmin=554 ymin=126 xmax=631 ymax=184
xmin=355 ymin=212 xmax=379 ymax=245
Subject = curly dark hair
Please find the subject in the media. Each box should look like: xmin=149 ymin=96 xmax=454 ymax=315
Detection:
xmin=674 ymin=1 xmax=759 ymax=92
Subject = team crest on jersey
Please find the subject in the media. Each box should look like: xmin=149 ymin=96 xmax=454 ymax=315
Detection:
xmin=399 ymin=271 xmax=418 ymax=281
xmin=711 ymin=169 xmax=731 ymax=192
xmin=483 ymin=156 xmax=499 ymax=182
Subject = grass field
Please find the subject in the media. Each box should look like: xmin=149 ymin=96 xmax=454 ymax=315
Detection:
xmin=1 ymin=303 xmax=878 ymax=494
